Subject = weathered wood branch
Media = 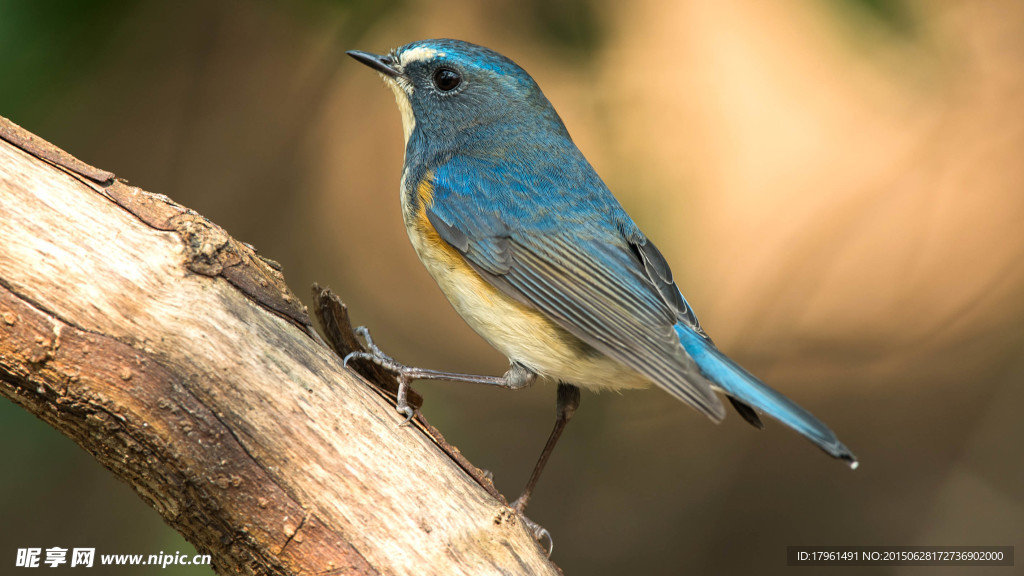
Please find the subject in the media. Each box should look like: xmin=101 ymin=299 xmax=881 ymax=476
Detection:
xmin=0 ymin=116 xmax=559 ymax=576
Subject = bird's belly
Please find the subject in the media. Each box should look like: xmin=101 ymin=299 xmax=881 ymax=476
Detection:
xmin=406 ymin=223 xmax=650 ymax=392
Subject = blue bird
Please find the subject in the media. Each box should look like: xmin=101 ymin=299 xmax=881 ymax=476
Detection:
xmin=346 ymin=38 xmax=856 ymax=532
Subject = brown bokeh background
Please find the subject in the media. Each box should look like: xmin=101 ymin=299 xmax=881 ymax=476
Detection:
xmin=2 ymin=0 xmax=1022 ymax=574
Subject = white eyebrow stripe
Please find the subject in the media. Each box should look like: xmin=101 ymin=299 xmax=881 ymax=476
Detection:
xmin=400 ymin=46 xmax=445 ymax=65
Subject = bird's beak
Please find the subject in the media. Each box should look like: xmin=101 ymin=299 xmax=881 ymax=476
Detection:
xmin=346 ymin=50 xmax=402 ymax=79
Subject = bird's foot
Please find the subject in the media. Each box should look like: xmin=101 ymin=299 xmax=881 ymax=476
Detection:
xmin=519 ymin=514 xmax=553 ymax=557
xmin=511 ymin=496 xmax=553 ymax=556
xmin=344 ymin=326 xmax=416 ymax=425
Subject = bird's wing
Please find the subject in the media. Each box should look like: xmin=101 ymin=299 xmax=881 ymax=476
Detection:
xmin=424 ymin=159 xmax=725 ymax=421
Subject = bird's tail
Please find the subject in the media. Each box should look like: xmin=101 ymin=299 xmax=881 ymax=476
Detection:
xmin=676 ymin=325 xmax=858 ymax=468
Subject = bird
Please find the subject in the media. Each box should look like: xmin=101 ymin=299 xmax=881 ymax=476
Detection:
xmin=346 ymin=38 xmax=857 ymax=537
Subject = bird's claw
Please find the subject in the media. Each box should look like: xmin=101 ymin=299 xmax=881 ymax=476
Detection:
xmin=346 ymin=326 xmax=419 ymax=426
xmin=519 ymin=514 xmax=553 ymax=557
xmin=344 ymin=326 xmax=401 ymax=370
xmin=396 ymin=404 xmax=416 ymax=426
xmin=344 ymin=350 xmax=405 ymax=374
xmin=342 ymin=350 xmax=370 ymax=368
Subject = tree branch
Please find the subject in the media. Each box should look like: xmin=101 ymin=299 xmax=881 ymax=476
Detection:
xmin=0 ymin=116 xmax=559 ymax=576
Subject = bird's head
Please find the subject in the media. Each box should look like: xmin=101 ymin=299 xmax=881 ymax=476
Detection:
xmin=348 ymin=39 xmax=568 ymax=153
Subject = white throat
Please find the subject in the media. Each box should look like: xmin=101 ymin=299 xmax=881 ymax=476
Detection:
xmin=385 ymin=79 xmax=415 ymax=147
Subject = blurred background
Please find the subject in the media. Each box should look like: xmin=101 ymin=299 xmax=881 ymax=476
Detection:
xmin=2 ymin=0 xmax=1022 ymax=574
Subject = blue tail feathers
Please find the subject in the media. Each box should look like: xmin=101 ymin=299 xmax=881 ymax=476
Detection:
xmin=676 ymin=324 xmax=858 ymax=468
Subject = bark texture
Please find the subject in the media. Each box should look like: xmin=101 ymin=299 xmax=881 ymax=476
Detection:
xmin=0 ymin=116 xmax=559 ymax=576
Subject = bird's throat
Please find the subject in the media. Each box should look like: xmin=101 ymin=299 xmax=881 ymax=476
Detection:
xmin=386 ymin=80 xmax=416 ymax=147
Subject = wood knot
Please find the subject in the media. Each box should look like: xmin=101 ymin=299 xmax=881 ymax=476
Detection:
xmin=173 ymin=216 xmax=234 ymax=276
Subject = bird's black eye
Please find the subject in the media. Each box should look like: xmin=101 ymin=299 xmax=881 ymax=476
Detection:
xmin=432 ymin=68 xmax=462 ymax=92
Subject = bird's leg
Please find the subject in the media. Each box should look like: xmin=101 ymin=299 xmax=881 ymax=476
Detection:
xmin=344 ymin=326 xmax=536 ymax=424
xmin=512 ymin=383 xmax=581 ymax=515
xmin=509 ymin=383 xmax=580 ymax=555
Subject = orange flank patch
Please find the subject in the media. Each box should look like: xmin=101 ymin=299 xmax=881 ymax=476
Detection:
xmin=416 ymin=174 xmax=435 ymax=206
xmin=411 ymin=174 xmax=494 ymax=305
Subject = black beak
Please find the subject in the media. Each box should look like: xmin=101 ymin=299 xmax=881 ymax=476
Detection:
xmin=346 ymin=50 xmax=401 ymax=78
